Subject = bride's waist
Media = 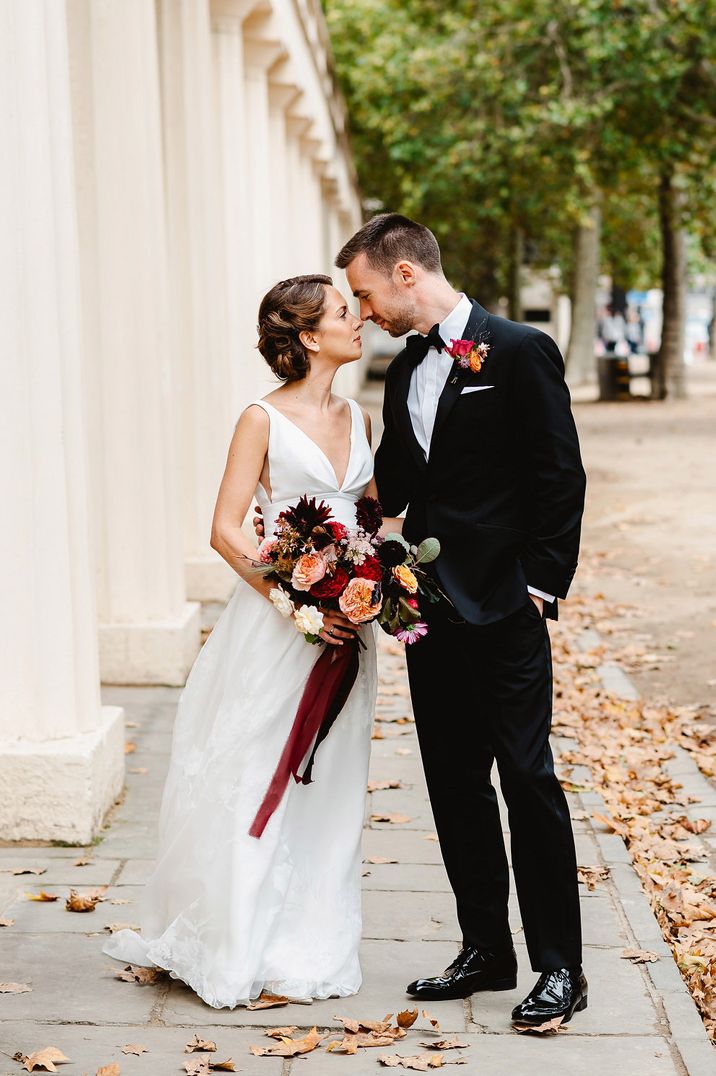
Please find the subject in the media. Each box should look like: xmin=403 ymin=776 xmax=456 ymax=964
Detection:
xmin=261 ymin=493 xmax=360 ymax=537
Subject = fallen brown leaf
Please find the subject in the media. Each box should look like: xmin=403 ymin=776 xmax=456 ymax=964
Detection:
xmin=246 ymin=991 xmax=289 ymax=1010
xmin=379 ymin=1054 xmax=466 ymax=1069
xmin=12 ymin=1046 xmax=70 ymax=1071
xmin=265 ymin=1027 xmax=298 ymax=1039
xmin=73 ymin=856 xmax=94 ymax=867
xmin=96 ymin=1065 xmax=120 ymax=1076
xmin=124 ymin=742 xmax=136 ymax=754
xmin=104 ymin=922 xmax=140 ymax=933
xmin=577 ymin=865 xmax=610 ymax=891
xmin=121 ymin=1043 xmax=148 ymax=1055
xmin=365 ymin=856 xmax=398 ymax=865
xmin=0 ymin=982 xmax=31 ymax=993
xmin=185 ymin=1035 xmax=217 ymax=1052
xmin=421 ymin=1010 xmax=441 ymax=1033
xmin=419 ymin=1039 xmax=468 ymax=1051
xmin=370 ymin=813 xmax=411 ymax=824
xmin=512 ymin=1016 xmax=567 ymax=1034
xmin=368 ymin=780 xmax=403 ymax=792
xmin=397 ymin=1009 xmax=419 ymax=1028
xmin=0 ymin=917 xmax=15 ymax=927
xmin=115 ymin=964 xmax=167 ymax=985
xmin=621 ymin=948 xmax=660 ymax=963
xmin=9 ymin=867 xmax=46 ymax=876
xmin=249 ymin=1026 xmax=325 ymax=1056
xmin=66 ymin=887 xmax=107 ymax=912
xmin=25 ymin=890 xmax=59 ymax=902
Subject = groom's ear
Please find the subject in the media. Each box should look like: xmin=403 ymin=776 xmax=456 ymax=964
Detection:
xmin=299 ymin=330 xmax=321 ymax=354
xmin=394 ymin=260 xmax=417 ymax=288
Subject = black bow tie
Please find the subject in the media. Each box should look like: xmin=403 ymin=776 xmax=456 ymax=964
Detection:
xmin=405 ymin=324 xmax=446 ymax=368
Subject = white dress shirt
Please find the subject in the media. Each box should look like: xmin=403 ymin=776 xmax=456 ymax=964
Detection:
xmin=406 ymin=294 xmax=555 ymax=605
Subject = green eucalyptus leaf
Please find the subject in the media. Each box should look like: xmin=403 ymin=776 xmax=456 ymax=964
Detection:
xmin=416 ymin=537 xmax=441 ymax=564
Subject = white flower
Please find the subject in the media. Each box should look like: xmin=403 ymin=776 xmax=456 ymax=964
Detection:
xmin=269 ymin=587 xmax=294 ymax=618
xmin=294 ymin=604 xmax=325 ymax=637
xmin=344 ymin=530 xmax=375 ymax=566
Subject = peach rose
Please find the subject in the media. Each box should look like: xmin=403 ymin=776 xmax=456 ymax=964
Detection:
xmin=339 ymin=576 xmax=382 ymax=624
xmin=291 ymin=552 xmax=327 ymax=591
xmin=392 ymin=565 xmax=418 ymax=593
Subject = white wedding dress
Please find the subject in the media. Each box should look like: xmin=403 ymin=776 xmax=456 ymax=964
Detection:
xmin=103 ymin=397 xmax=378 ymax=1008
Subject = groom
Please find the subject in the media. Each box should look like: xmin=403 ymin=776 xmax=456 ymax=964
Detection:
xmin=336 ymin=213 xmax=587 ymax=1026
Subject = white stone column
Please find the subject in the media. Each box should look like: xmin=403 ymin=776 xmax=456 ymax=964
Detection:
xmin=0 ymin=0 xmax=124 ymax=841
xmin=267 ymin=82 xmax=299 ymax=280
xmin=66 ymin=0 xmax=201 ymax=685
xmin=211 ymin=0 xmax=269 ymax=414
xmin=155 ymin=0 xmax=235 ymax=603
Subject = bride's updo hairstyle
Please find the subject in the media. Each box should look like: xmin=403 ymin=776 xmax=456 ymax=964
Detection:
xmin=257 ymin=274 xmax=332 ymax=382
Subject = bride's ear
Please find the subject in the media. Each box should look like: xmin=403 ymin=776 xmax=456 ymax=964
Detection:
xmin=299 ymin=330 xmax=320 ymax=354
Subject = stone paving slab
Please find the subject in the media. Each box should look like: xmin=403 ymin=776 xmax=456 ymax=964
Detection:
xmin=1 ymin=619 xmax=714 ymax=1074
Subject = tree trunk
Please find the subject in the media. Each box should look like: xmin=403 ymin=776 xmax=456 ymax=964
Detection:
xmin=652 ymin=171 xmax=687 ymax=399
xmin=507 ymin=227 xmax=524 ymax=322
xmin=566 ymin=201 xmax=601 ymax=384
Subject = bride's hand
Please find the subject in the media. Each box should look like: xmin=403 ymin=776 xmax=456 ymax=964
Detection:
xmin=318 ymin=609 xmax=358 ymax=646
xmin=253 ymin=505 xmax=265 ymax=540
xmin=379 ymin=516 xmax=404 ymax=538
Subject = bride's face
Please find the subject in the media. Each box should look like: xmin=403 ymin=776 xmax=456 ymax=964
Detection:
xmin=310 ymin=286 xmax=364 ymax=366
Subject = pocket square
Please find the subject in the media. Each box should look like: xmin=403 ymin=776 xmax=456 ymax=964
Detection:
xmin=461 ymin=385 xmax=494 ymax=394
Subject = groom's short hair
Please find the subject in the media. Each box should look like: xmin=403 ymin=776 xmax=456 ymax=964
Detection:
xmin=335 ymin=213 xmax=442 ymax=276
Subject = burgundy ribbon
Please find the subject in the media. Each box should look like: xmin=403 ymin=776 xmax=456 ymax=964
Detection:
xmin=249 ymin=638 xmax=361 ymax=839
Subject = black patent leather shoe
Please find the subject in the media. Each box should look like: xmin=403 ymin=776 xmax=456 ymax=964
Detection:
xmin=406 ymin=945 xmax=517 ymax=1000
xmin=511 ymin=966 xmax=588 ymax=1025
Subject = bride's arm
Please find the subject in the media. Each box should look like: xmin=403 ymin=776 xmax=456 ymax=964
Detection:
xmin=210 ymin=406 xmax=277 ymax=602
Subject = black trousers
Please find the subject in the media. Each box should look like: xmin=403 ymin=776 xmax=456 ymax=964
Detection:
xmin=405 ymin=595 xmax=582 ymax=971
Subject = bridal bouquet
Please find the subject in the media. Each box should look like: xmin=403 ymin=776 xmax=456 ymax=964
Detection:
xmin=249 ymin=494 xmax=442 ymax=839
xmin=259 ymin=494 xmax=442 ymax=645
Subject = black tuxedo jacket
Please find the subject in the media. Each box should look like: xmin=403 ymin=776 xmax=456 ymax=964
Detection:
xmin=374 ymin=299 xmax=586 ymax=625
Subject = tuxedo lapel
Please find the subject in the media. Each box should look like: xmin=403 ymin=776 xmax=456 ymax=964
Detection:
xmin=392 ymin=352 xmax=428 ymax=473
xmin=430 ymin=300 xmax=490 ymax=449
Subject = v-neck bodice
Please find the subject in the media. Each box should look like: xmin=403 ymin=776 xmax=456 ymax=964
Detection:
xmin=251 ymin=397 xmax=374 ymax=538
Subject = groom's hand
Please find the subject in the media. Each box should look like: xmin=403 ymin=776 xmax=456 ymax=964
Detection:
xmin=253 ymin=505 xmax=265 ymax=540
xmin=528 ymin=593 xmax=544 ymax=617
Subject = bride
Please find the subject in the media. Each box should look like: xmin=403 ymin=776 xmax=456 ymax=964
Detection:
xmin=103 ymin=274 xmax=398 ymax=1009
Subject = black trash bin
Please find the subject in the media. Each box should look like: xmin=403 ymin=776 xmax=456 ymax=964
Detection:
xmin=597 ymin=355 xmax=631 ymax=401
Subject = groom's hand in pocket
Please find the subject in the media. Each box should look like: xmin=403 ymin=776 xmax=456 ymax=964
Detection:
xmin=528 ymin=593 xmax=544 ymax=617
xmin=253 ymin=505 xmax=265 ymax=540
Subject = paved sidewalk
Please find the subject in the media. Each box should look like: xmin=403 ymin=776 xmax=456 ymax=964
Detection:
xmin=1 ymin=623 xmax=713 ymax=1075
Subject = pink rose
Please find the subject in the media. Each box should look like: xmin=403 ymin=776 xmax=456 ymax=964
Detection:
xmin=259 ymin=538 xmax=277 ymax=565
xmin=448 ymin=338 xmax=473 ymax=358
xmin=291 ymin=552 xmax=327 ymax=591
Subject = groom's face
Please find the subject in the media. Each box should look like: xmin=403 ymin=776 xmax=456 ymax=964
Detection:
xmin=346 ymin=253 xmax=416 ymax=338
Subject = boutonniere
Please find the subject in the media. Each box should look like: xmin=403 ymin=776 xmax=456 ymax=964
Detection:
xmin=446 ymin=337 xmax=490 ymax=373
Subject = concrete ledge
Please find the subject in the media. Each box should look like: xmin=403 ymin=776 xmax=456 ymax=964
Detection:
xmin=99 ymin=601 xmax=201 ymax=685
xmin=0 ymin=705 xmax=125 ymax=843
xmin=185 ymin=554 xmax=237 ymax=604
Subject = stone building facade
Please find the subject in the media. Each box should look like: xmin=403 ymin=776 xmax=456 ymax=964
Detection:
xmin=0 ymin=0 xmax=364 ymax=842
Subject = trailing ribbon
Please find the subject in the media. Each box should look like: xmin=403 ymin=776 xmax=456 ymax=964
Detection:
xmin=248 ymin=637 xmax=361 ymax=839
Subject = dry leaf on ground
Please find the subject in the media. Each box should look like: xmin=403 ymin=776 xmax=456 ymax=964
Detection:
xmin=365 ymin=856 xmax=398 ymax=865
xmin=12 ymin=1046 xmax=70 ymax=1071
xmin=512 ymin=1016 xmax=567 ymax=1035
xmin=185 ymin=1035 xmax=217 ymax=1052
xmin=124 ymin=742 xmax=136 ymax=754
xmin=104 ymin=922 xmax=140 ymax=933
xmin=121 ymin=1043 xmax=148 ymax=1055
xmin=249 ymin=1026 xmax=325 ymax=1056
xmin=115 ymin=964 xmax=167 ymax=985
xmin=66 ymin=887 xmax=107 ymax=912
xmin=421 ymin=1010 xmax=441 ymax=1033
xmin=379 ymin=1054 xmax=466 ymax=1069
xmin=397 ymin=1009 xmax=419 ymax=1028
xmin=96 ymin=1065 xmax=120 ymax=1076
xmin=577 ymin=865 xmax=610 ymax=891
xmin=0 ymin=917 xmax=15 ymax=927
xmin=419 ymin=1039 xmax=468 ymax=1050
xmin=370 ymin=813 xmax=411 ymax=825
xmin=25 ymin=891 xmax=58 ymax=902
xmin=368 ymin=780 xmax=403 ymax=792
xmin=73 ymin=856 xmax=94 ymax=867
xmin=265 ymin=1027 xmax=298 ymax=1039
xmin=622 ymin=948 xmax=660 ymax=963
xmin=8 ymin=867 xmax=46 ymax=876
xmin=246 ymin=991 xmax=289 ymax=1010
xmin=1 ymin=982 xmax=31 ymax=993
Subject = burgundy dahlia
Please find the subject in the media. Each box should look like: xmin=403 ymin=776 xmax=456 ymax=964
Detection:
xmin=355 ymin=495 xmax=383 ymax=535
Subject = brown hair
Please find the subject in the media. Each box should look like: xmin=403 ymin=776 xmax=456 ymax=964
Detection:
xmin=257 ymin=274 xmax=332 ymax=382
xmin=335 ymin=213 xmax=442 ymax=275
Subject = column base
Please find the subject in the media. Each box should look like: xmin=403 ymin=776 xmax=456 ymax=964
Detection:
xmin=0 ymin=706 xmax=125 ymax=843
xmin=99 ymin=601 xmax=201 ymax=686
xmin=185 ymin=553 xmax=237 ymax=603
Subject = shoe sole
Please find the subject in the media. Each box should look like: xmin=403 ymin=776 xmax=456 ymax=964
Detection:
xmin=407 ymin=976 xmax=517 ymax=1001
